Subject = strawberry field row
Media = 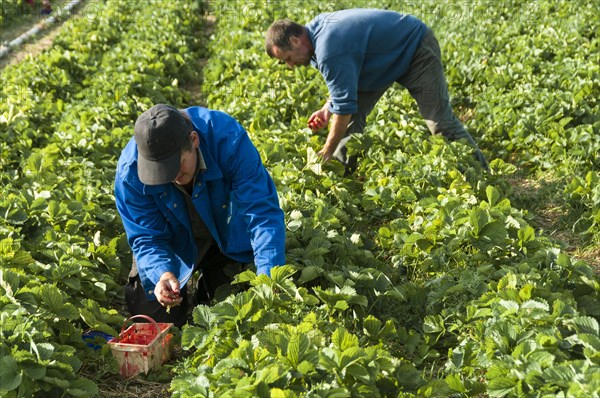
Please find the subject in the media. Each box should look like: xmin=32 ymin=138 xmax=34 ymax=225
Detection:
xmin=1 ymin=1 xmax=205 ymax=396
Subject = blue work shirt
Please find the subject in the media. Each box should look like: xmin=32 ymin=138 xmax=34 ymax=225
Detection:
xmin=114 ymin=107 xmax=286 ymax=299
xmin=306 ymin=8 xmax=426 ymax=114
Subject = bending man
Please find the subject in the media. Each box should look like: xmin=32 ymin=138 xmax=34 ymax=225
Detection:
xmin=115 ymin=104 xmax=286 ymax=327
xmin=265 ymin=8 xmax=489 ymax=172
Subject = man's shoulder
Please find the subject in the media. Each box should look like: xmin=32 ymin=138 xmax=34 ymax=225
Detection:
xmin=115 ymin=139 xmax=155 ymax=194
xmin=184 ymin=106 xmax=236 ymax=126
xmin=116 ymin=138 xmax=137 ymax=173
xmin=184 ymin=106 xmax=247 ymax=144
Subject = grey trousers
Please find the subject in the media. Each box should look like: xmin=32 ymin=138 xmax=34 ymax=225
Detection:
xmin=333 ymin=27 xmax=489 ymax=171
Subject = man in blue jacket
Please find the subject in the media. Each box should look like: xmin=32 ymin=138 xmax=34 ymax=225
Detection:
xmin=114 ymin=104 xmax=286 ymax=327
xmin=265 ymin=8 xmax=488 ymax=172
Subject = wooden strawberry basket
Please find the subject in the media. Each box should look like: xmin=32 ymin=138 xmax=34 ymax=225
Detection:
xmin=108 ymin=315 xmax=174 ymax=378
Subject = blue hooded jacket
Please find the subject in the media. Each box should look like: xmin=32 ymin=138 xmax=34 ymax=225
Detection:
xmin=114 ymin=106 xmax=286 ymax=299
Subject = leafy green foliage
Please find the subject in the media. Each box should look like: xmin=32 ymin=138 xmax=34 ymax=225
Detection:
xmin=173 ymin=269 xmax=426 ymax=397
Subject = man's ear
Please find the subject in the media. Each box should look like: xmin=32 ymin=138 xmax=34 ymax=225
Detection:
xmin=190 ymin=131 xmax=200 ymax=149
xmin=289 ymin=35 xmax=301 ymax=47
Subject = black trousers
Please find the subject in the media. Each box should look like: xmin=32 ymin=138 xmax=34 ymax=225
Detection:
xmin=124 ymin=245 xmax=243 ymax=328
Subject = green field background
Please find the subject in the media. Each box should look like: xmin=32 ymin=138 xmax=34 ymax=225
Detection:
xmin=1 ymin=1 xmax=598 ymax=397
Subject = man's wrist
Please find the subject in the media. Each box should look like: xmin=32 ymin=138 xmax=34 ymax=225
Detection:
xmin=159 ymin=271 xmax=177 ymax=282
xmin=322 ymin=140 xmax=337 ymax=155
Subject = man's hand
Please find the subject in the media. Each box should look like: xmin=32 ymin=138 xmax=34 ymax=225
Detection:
xmin=308 ymin=109 xmax=330 ymax=131
xmin=317 ymin=147 xmax=334 ymax=162
xmin=154 ymin=272 xmax=183 ymax=308
xmin=317 ymin=113 xmax=352 ymax=163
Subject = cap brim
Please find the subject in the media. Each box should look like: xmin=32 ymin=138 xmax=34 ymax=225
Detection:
xmin=137 ymin=149 xmax=181 ymax=185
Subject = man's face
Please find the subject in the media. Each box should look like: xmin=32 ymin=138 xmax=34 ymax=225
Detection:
xmin=173 ymin=132 xmax=198 ymax=186
xmin=272 ymin=36 xmax=312 ymax=68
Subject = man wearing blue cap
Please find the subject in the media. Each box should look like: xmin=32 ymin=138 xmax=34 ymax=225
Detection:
xmin=265 ymin=8 xmax=489 ymax=172
xmin=114 ymin=104 xmax=286 ymax=327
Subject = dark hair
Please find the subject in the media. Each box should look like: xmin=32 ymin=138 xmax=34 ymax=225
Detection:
xmin=265 ymin=19 xmax=305 ymax=57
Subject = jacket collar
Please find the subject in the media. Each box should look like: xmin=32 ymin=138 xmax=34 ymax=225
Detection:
xmin=198 ymin=142 xmax=222 ymax=181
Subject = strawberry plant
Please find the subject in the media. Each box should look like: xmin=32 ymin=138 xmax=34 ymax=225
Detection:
xmin=564 ymin=171 xmax=600 ymax=244
xmin=172 ymin=267 xmax=431 ymax=397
